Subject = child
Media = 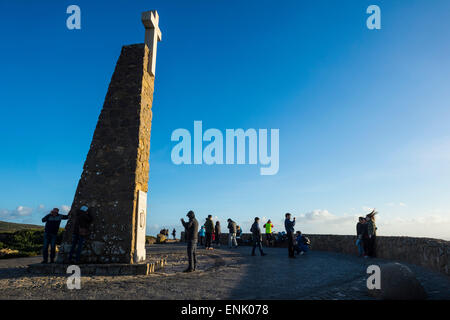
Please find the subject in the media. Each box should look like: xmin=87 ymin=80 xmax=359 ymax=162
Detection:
xmin=198 ymin=225 xmax=206 ymax=246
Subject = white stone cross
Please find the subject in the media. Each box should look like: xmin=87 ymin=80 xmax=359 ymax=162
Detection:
xmin=141 ymin=10 xmax=162 ymax=77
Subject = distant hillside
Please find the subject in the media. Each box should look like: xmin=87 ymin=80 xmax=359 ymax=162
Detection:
xmin=0 ymin=221 xmax=43 ymax=233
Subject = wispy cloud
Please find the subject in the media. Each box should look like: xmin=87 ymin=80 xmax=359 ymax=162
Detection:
xmin=0 ymin=204 xmax=71 ymax=224
xmin=244 ymin=207 xmax=450 ymax=241
xmin=0 ymin=206 xmax=33 ymax=220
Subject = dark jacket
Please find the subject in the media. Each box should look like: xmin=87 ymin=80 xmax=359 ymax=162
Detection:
xmin=250 ymin=222 xmax=262 ymax=242
xmin=227 ymin=220 xmax=237 ymax=233
xmin=42 ymin=213 xmax=69 ymax=234
xmin=284 ymin=218 xmax=295 ymax=234
xmin=360 ymin=223 xmax=369 ymax=239
xmin=215 ymin=222 xmax=221 ymax=235
xmin=204 ymin=218 xmax=215 ymax=233
xmin=356 ymin=222 xmax=364 ymax=238
xmin=73 ymin=209 xmax=93 ymax=235
xmin=182 ymin=216 xmax=199 ymax=242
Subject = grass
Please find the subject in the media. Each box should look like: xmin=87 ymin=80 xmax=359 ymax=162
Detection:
xmin=0 ymin=221 xmax=43 ymax=233
xmin=0 ymin=221 xmax=64 ymax=259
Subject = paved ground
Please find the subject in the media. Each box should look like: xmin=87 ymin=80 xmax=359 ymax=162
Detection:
xmin=0 ymin=243 xmax=449 ymax=300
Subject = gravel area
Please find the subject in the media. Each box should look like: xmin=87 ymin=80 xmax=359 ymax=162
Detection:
xmin=0 ymin=243 xmax=449 ymax=300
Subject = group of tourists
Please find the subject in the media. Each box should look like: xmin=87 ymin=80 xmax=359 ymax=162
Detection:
xmin=355 ymin=209 xmax=378 ymax=258
xmin=41 ymin=206 xmax=92 ymax=264
xmin=160 ymin=228 xmax=177 ymax=240
xmin=198 ymin=215 xmax=220 ymax=250
xmin=40 ymin=205 xmax=377 ymax=269
xmin=179 ymin=210 xmax=313 ymax=272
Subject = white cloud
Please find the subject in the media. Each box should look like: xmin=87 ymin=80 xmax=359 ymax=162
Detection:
xmin=60 ymin=205 xmax=71 ymax=213
xmin=0 ymin=206 xmax=34 ymax=220
xmin=0 ymin=204 xmax=71 ymax=224
xmin=257 ymin=209 xmax=450 ymax=241
xmin=16 ymin=206 xmax=33 ymax=216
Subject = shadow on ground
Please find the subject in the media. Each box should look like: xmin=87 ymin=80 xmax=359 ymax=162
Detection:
xmin=0 ymin=243 xmax=449 ymax=299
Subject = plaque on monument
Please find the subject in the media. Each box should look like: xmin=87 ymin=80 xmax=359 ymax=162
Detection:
xmin=134 ymin=190 xmax=147 ymax=263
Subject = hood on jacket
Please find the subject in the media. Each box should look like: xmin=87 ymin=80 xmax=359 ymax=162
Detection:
xmin=187 ymin=210 xmax=195 ymax=219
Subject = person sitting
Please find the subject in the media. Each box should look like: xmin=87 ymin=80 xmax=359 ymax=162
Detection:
xmin=295 ymin=231 xmax=310 ymax=255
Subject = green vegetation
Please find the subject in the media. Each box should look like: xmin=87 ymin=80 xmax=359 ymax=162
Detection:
xmin=0 ymin=221 xmax=65 ymax=259
xmin=0 ymin=221 xmax=43 ymax=233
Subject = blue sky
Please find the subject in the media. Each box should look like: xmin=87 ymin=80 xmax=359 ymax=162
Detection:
xmin=1 ymin=1 xmax=449 ymax=239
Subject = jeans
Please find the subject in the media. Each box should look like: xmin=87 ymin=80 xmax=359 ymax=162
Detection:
xmin=69 ymin=233 xmax=85 ymax=263
xmin=42 ymin=232 xmax=57 ymax=262
xmin=295 ymin=243 xmax=309 ymax=254
xmin=228 ymin=233 xmax=237 ymax=248
xmin=187 ymin=240 xmax=198 ymax=270
xmin=251 ymin=240 xmax=264 ymax=255
xmin=356 ymin=239 xmax=364 ymax=256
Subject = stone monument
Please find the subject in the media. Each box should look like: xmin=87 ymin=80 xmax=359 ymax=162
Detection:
xmin=57 ymin=10 xmax=162 ymax=264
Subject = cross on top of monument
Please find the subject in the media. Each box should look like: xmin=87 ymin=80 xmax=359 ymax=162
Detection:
xmin=141 ymin=10 xmax=162 ymax=77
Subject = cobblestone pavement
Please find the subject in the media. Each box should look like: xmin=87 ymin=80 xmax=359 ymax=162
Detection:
xmin=0 ymin=243 xmax=449 ymax=300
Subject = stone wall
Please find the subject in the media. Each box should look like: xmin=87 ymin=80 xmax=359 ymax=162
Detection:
xmin=181 ymin=232 xmax=450 ymax=276
xmin=58 ymin=43 xmax=155 ymax=264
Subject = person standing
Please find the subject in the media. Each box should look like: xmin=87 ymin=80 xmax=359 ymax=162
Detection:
xmin=68 ymin=205 xmax=93 ymax=264
xmin=366 ymin=210 xmax=378 ymax=257
xmin=198 ymin=225 xmax=206 ymax=246
xmin=227 ymin=218 xmax=238 ymax=248
xmin=181 ymin=210 xmax=199 ymax=272
xmin=356 ymin=217 xmax=366 ymax=257
xmin=41 ymin=208 xmax=69 ymax=264
xmin=263 ymin=219 xmax=274 ymax=247
xmin=214 ymin=221 xmax=221 ymax=247
xmin=250 ymin=217 xmax=266 ymax=256
xmin=172 ymin=228 xmax=176 ymax=240
xmin=284 ymin=213 xmax=296 ymax=258
xmin=204 ymin=215 xmax=215 ymax=250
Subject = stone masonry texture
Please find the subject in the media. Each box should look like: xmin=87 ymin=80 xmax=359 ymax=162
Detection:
xmin=181 ymin=232 xmax=450 ymax=276
xmin=58 ymin=44 xmax=154 ymax=264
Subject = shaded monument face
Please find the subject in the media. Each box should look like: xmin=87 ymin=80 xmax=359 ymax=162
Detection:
xmin=57 ymin=11 xmax=161 ymax=264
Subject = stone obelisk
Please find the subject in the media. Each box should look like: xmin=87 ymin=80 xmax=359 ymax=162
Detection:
xmin=57 ymin=11 xmax=162 ymax=264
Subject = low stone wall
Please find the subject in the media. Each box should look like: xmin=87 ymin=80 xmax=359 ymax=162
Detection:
xmin=180 ymin=232 xmax=450 ymax=276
